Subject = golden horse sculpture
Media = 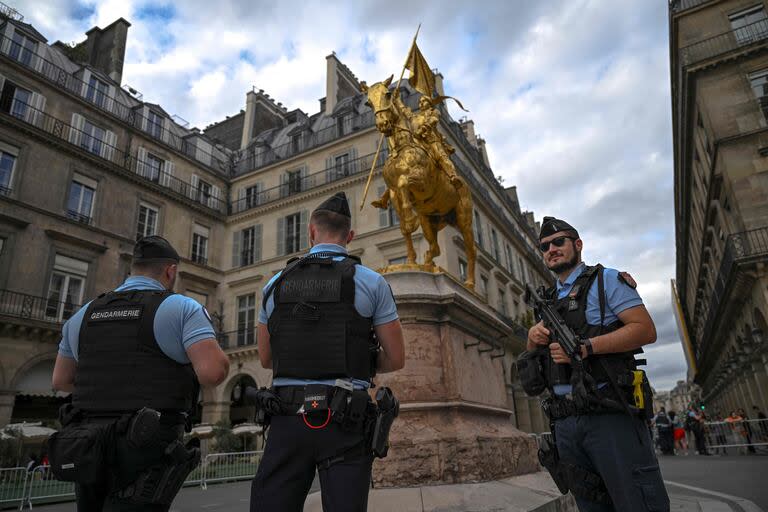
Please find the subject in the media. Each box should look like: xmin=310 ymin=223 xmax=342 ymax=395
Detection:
xmin=361 ymin=75 xmax=477 ymax=290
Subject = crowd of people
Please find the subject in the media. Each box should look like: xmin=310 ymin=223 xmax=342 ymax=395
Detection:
xmin=652 ymin=404 xmax=767 ymax=456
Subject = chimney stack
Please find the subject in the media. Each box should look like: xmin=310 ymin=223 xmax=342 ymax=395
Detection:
xmin=84 ymin=18 xmax=131 ymax=84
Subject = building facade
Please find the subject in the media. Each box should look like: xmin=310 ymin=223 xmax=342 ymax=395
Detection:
xmin=670 ymin=0 xmax=768 ymax=416
xmin=0 ymin=5 xmax=552 ymax=432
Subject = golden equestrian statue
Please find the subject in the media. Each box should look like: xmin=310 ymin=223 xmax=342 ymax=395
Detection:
xmin=359 ymin=29 xmax=477 ymax=290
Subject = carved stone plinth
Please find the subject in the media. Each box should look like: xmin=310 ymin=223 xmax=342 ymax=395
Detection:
xmin=373 ymin=271 xmax=538 ymax=487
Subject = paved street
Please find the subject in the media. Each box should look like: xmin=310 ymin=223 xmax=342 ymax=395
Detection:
xmin=28 ymin=455 xmax=767 ymax=512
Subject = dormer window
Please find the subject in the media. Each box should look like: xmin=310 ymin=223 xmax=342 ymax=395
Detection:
xmin=86 ymin=76 xmax=109 ymax=109
xmin=147 ymin=110 xmax=163 ymax=139
xmin=9 ymin=31 xmax=36 ymax=67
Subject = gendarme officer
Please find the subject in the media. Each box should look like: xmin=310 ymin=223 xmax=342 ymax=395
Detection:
xmin=51 ymin=236 xmax=230 ymax=511
xmin=524 ymin=217 xmax=670 ymax=512
xmin=251 ymin=192 xmax=405 ymax=512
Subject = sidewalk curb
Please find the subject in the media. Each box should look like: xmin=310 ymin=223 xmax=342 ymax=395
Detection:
xmin=665 ymin=480 xmax=764 ymax=512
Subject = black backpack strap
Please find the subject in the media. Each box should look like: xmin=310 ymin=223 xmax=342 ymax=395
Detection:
xmin=596 ymin=264 xmax=606 ymax=334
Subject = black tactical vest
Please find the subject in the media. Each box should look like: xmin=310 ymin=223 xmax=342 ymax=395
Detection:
xmin=72 ymin=290 xmax=198 ymax=413
xmin=544 ymin=264 xmax=639 ymax=390
xmin=267 ymin=254 xmax=375 ymax=380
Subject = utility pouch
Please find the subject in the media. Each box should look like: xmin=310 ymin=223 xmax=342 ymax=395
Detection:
xmin=371 ymin=387 xmax=399 ymax=458
xmin=303 ymin=384 xmax=330 ymax=413
xmin=537 ymin=435 xmax=569 ymax=495
xmin=48 ymin=422 xmax=113 ymax=483
xmin=516 ymin=348 xmax=548 ymax=396
xmin=342 ymin=389 xmax=369 ymax=432
xmin=126 ymin=408 xmax=161 ymax=448
xmin=639 ymin=371 xmax=654 ymax=420
xmin=116 ymin=441 xmax=201 ymax=505
xmin=244 ymin=386 xmax=282 ymax=426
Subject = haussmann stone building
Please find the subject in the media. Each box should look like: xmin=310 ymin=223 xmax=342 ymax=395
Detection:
xmin=0 ymin=5 xmax=554 ymax=436
xmin=670 ymin=0 xmax=768 ymax=416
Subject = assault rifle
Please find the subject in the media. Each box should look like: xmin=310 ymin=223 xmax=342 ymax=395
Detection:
xmin=524 ymin=285 xmax=593 ymax=408
xmin=524 ymin=284 xmax=641 ymax=422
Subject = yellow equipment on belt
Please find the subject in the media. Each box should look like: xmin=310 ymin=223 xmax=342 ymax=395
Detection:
xmin=632 ymin=370 xmax=645 ymax=409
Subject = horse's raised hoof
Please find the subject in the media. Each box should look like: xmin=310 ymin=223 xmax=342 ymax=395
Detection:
xmin=464 ymin=280 xmax=475 ymax=290
xmin=371 ymin=200 xmax=385 ymax=209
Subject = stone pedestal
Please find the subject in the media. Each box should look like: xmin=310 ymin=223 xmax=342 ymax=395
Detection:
xmin=373 ymin=271 xmax=538 ymax=487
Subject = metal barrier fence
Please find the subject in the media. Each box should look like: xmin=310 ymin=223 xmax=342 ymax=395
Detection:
xmin=704 ymin=419 xmax=768 ymax=451
xmin=200 ymin=450 xmax=263 ymax=490
xmin=0 ymin=451 xmax=264 ymax=509
xmin=0 ymin=468 xmax=27 ymax=508
xmin=527 ymin=431 xmax=553 ymax=451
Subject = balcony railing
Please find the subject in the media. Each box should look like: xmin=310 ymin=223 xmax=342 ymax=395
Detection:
xmin=0 ymin=184 xmax=11 ymax=196
xmin=0 ymin=33 xmax=227 ymax=173
xmin=66 ymin=210 xmax=92 ymax=225
xmin=700 ymin=227 xmax=768 ymax=349
xmin=0 ymin=289 xmax=80 ymax=324
xmin=680 ymin=18 xmax=768 ymax=67
xmin=0 ymin=101 xmax=227 ymax=215
xmin=230 ymin=149 xmax=387 ymax=214
xmin=191 ymin=254 xmax=208 ymax=266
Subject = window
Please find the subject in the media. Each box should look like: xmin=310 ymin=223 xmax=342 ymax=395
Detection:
xmin=237 ymin=294 xmax=256 ymax=346
xmin=729 ymin=5 xmax=768 ymax=45
xmin=473 ymin=210 xmax=484 ymax=249
xmin=67 ymin=175 xmax=96 ymax=224
xmin=498 ymin=288 xmax=508 ymax=316
xmin=336 ymin=114 xmax=351 ymax=136
xmin=46 ymin=255 xmax=87 ymax=321
xmin=284 ymin=212 xmax=301 ymax=254
xmin=196 ymin=178 xmax=212 ymax=205
xmin=9 ymin=31 xmax=36 ymax=66
xmin=145 ymin=153 xmax=164 ymax=182
xmin=505 ymin=244 xmax=516 ymax=277
xmin=192 ymin=224 xmax=209 ymax=265
xmin=335 ymin=153 xmax=351 ymax=178
xmin=136 ymin=203 xmax=158 ymax=240
xmin=147 ymin=110 xmax=163 ymax=139
xmin=750 ymin=69 xmax=768 ymax=119
xmin=388 ymin=256 xmax=407 ymax=265
xmin=287 ymin=169 xmax=302 ymax=195
xmin=0 ymin=149 xmax=17 ymax=195
xmin=459 ymin=258 xmax=468 ymax=282
xmin=378 ymin=185 xmax=399 ymax=227
xmin=291 ymin=133 xmax=301 ymax=153
xmin=0 ymin=80 xmax=44 ymax=124
xmin=80 ymin=119 xmax=105 ymax=156
xmin=86 ymin=76 xmax=109 ymax=109
xmin=240 ymin=225 xmax=262 ymax=266
xmin=491 ymin=228 xmax=501 ymax=262
xmin=480 ymin=275 xmax=489 ymax=299
xmin=9 ymin=86 xmax=30 ymax=120
xmin=245 ymin=184 xmax=261 ymax=208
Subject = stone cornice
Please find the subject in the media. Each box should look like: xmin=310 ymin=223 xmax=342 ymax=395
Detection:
xmin=44 ymin=228 xmax=108 ymax=253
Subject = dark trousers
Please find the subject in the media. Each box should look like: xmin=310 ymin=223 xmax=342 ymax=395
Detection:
xmin=555 ymin=413 xmax=670 ymax=512
xmin=692 ymin=424 xmax=707 ymax=455
xmin=75 ymin=422 xmax=184 ymax=512
xmin=251 ymin=415 xmax=373 ymax=512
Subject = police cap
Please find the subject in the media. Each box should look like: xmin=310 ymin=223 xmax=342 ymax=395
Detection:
xmin=133 ymin=236 xmax=180 ymax=263
xmin=314 ymin=191 xmax=351 ymax=218
xmin=539 ymin=216 xmax=579 ymax=240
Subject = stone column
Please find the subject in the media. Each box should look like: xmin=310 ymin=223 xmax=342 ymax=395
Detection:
xmin=513 ymin=389 xmax=532 ymax=432
xmin=0 ymin=390 xmax=15 ymax=427
xmin=373 ymin=271 xmax=538 ymax=487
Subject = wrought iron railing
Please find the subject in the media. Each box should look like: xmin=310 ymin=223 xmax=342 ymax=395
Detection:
xmin=66 ymin=210 xmax=92 ymax=225
xmin=0 ymin=101 xmax=227 ymax=214
xmin=0 ymin=289 xmax=80 ymax=324
xmin=700 ymin=227 xmax=768 ymax=348
xmin=0 ymin=33 xmax=227 ymax=173
xmin=230 ymin=149 xmax=387 ymax=214
xmin=680 ymin=17 xmax=768 ymax=66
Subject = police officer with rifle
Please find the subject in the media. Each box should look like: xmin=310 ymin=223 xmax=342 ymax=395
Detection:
xmin=50 ymin=236 xmax=230 ymax=511
xmin=518 ymin=217 xmax=669 ymax=512
xmin=250 ymin=192 xmax=405 ymax=512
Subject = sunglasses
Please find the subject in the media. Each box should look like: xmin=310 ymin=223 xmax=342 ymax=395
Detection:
xmin=539 ymin=236 xmax=576 ymax=252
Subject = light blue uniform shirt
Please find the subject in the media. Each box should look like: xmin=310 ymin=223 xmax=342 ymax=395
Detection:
xmin=553 ymin=263 xmax=643 ymax=396
xmin=259 ymin=243 xmax=399 ymax=390
xmin=58 ymin=276 xmax=216 ymax=364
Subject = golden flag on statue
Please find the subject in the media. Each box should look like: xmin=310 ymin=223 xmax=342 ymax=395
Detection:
xmin=405 ymin=42 xmax=435 ymax=98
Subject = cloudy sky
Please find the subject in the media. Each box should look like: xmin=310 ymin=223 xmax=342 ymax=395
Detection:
xmin=18 ymin=0 xmax=687 ymax=390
